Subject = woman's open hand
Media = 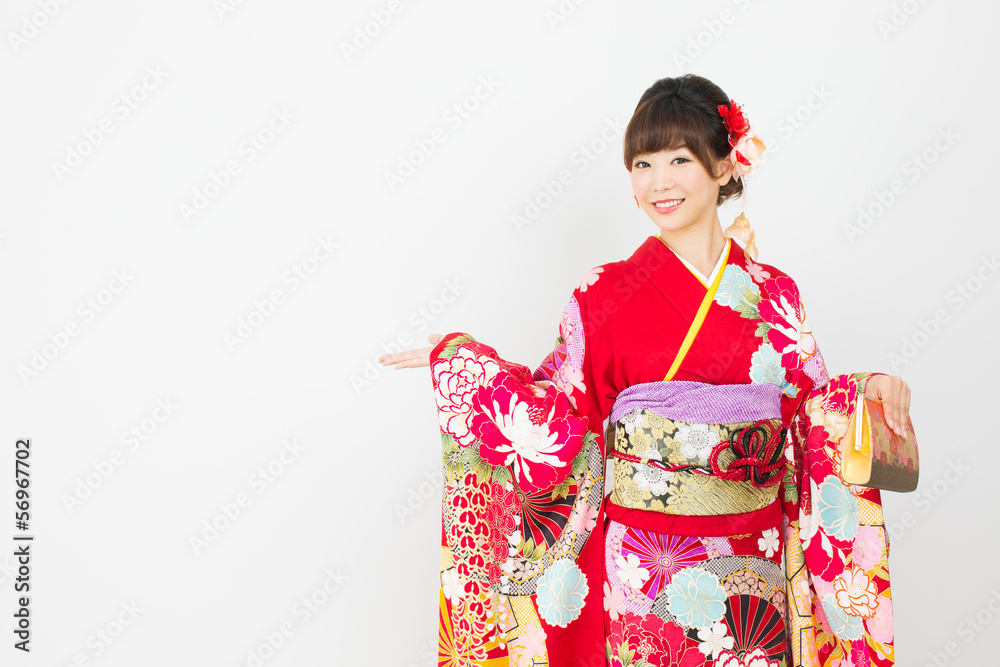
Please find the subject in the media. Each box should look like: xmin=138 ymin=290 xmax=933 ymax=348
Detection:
xmin=863 ymin=374 xmax=911 ymax=438
xmin=377 ymin=334 xmax=444 ymax=370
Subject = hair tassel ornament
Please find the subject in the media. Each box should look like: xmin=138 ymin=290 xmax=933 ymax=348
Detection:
xmin=718 ymin=99 xmax=766 ymax=262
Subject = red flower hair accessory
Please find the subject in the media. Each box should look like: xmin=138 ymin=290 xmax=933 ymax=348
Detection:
xmin=717 ymin=99 xmax=765 ymax=263
xmin=718 ymin=99 xmax=766 ymax=182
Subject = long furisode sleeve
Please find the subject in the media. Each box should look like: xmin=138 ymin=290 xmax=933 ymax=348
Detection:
xmin=771 ymin=276 xmax=896 ymax=667
xmin=428 ymin=279 xmax=611 ymax=667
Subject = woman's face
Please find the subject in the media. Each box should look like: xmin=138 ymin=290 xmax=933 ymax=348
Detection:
xmin=629 ymin=145 xmax=732 ymax=235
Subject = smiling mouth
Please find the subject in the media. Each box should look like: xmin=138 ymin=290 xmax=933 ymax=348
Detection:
xmin=652 ymin=198 xmax=684 ymax=211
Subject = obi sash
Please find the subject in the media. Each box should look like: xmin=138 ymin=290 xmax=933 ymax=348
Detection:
xmin=605 ymin=380 xmax=788 ymax=537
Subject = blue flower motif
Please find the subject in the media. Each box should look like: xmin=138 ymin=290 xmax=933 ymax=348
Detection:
xmin=536 ymin=559 xmax=589 ymax=628
xmin=749 ymin=342 xmax=795 ymax=397
xmin=664 ymin=567 xmax=727 ymax=628
xmin=713 ymin=265 xmax=759 ymax=309
xmin=817 ymin=478 xmax=859 ymax=541
xmin=821 ymin=593 xmax=864 ymax=640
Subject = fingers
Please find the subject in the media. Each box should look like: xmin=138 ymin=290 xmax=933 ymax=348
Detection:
xmin=388 ymin=356 xmax=423 ymax=370
xmin=377 ymin=333 xmax=446 ymax=370
xmin=893 ymin=377 xmax=906 ymax=438
xmin=864 ymin=373 xmax=884 ymax=401
xmin=377 ymin=350 xmax=417 ymax=368
xmin=882 ymin=376 xmax=910 ymax=439
xmin=377 ymin=344 xmax=435 ymax=370
xmin=377 ymin=349 xmax=411 ymax=368
xmin=883 ymin=378 xmax=899 ymax=434
xmin=883 ymin=397 xmax=897 ymax=431
xmin=866 ymin=374 xmax=911 ymax=439
xmin=899 ymin=379 xmax=911 ymax=439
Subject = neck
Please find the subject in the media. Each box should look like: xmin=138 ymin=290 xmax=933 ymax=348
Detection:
xmin=657 ymin=218 xmax=728 ymax=278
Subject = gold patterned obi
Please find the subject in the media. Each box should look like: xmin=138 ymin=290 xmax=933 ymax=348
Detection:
xmin=606 ymin=380 xmax=788 ymax=522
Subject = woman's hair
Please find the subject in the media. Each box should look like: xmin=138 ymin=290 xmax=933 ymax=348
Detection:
xmin=623 ymin=74 xmax=743 ymax=206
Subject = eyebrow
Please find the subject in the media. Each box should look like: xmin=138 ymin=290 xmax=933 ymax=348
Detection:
xmin=632 ymin=146 xmax=690 ymax=161
xmin=636 ymin=146 xmax=689 ymax=156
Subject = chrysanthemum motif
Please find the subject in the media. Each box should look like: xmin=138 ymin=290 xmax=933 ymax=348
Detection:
xmin=621 ymin=530 xmax=707 ymax=601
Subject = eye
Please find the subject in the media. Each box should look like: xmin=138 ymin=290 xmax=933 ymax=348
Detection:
xmin=672 ymin=156 xmax=690 ymax=165
xmin=634 ymin=160 xmax=649 ymax=168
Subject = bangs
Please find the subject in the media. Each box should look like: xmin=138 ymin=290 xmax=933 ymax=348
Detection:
xmin=623 ymin=96 xmax=716 ymax=172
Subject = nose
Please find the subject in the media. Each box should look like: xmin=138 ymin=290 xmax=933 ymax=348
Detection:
xmin=652 ymin=163 xmax=674 ymax=191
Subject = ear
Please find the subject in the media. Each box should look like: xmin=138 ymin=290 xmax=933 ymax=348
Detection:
xmin=715 ymin=156 xmax=735 ymax=186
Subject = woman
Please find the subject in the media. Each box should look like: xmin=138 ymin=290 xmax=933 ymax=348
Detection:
xmin=379 ymin=74 xmax=911 ymax=667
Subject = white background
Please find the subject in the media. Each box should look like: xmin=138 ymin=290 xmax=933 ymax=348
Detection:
xmin=2 ymin=1 xmax=997 ymax=665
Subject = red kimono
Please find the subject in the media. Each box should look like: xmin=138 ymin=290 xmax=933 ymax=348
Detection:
xmin=430 ymin=235 xmax=897 ymax=666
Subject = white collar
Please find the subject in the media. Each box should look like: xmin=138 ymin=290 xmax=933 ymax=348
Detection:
xmin=663 ymin=237 xmax=730 ymax=287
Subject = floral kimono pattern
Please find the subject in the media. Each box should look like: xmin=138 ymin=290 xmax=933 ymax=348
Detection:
xmin=429 ymin=235 xmax=899 ymax=667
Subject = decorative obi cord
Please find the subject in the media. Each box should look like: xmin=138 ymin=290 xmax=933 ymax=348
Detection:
xmin=605 ymin=381 xmax=787 ymax=537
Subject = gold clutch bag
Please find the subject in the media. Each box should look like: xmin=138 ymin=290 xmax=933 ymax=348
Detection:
xmin=841 ymin=397 xmax=919 ymax=493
